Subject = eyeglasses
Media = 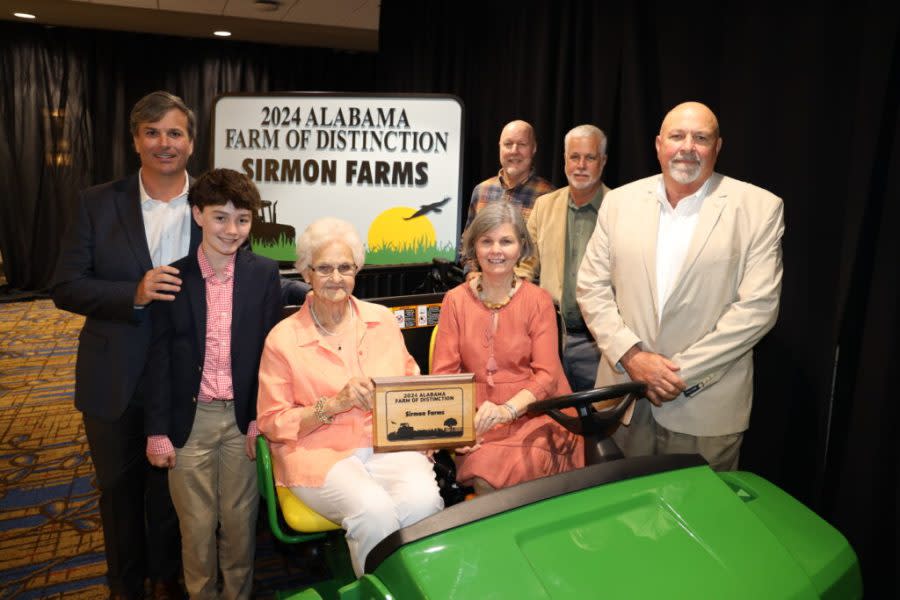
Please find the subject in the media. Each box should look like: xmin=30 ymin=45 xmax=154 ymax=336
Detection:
xmin=311 ymin=263 xmax=357 ymax=276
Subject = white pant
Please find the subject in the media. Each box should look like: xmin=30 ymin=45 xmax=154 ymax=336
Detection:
xmin=291 ymin=448 xmax=443 ymax=576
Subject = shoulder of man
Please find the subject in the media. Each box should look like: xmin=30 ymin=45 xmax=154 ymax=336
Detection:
xmin=80 ymin=173 xmax=138 ymax=203
xmin=710 ymin=173 xmax=782 ymax=207
xmin=530 ymin=174 xmax=556 ymax=193
xmin=531 ymin=186 xmax=569 ymax=218
xmin=603 ymin=174 xmax=658 ymax=204
xmin=472 ymin=174 xmax=501 ymax=191
xmin=534 ymin=186 xmax=570 ymax=205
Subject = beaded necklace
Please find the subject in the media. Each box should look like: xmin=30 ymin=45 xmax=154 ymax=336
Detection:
xmin=476 ymin=273 xmax=517 ymax=310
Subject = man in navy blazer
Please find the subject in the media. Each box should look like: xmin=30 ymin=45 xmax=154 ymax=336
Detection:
xmin=52 ymin=91 xmax=197 ymax=599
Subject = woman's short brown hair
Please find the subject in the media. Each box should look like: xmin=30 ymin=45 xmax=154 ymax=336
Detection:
xmin=460 ymin=201 xmax=534 ymax=271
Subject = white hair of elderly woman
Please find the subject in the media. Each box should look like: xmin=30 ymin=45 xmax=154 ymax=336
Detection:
xmin=295 ymin=217 xmax=366 ymax=272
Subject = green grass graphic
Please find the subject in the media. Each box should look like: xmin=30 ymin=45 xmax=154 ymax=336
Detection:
xmin=366 ymin=239 xmax=457 ymax=265
xmin=251 ymin=233 xmax=296 ymax=262
xmin=251 ymin=234 xmax=457 ymax=266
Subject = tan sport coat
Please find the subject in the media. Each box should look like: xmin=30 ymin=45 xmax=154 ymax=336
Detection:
xmin=576 ymin=173 xmax=784 ymax=436
xmin=524 ymin=184 xmax=611 ymax=302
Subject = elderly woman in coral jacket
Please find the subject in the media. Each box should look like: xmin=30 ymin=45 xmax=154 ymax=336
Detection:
xmin=256 ymin=218 xmax=443 ymax=576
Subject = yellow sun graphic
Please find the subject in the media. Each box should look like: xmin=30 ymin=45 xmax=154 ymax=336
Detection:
xmin=367 ymin=206 xmax=437 ymax=251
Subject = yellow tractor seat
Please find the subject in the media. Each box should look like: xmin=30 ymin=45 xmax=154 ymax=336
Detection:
xmin=428 ymin=323 xmax=439 ymax=373
xmin=274 ymin=486 xmax=340 ymax=533
xmin=256 ymin=435 xmax=340 ymax=544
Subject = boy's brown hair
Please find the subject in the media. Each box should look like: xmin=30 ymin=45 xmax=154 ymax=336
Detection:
xmin=189 ymin=168 xmax=262 ymax=213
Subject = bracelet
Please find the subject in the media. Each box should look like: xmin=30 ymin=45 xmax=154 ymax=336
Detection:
xmin=502 ymin=402 xmax=518 ymax=421
xmin=314 ymin=397 xmax=334 ymax=424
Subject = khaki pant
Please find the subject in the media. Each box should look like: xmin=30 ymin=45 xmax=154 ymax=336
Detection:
xmin=169 ymin=401 xmax=258 ymax=600
xmin=612 ymin=398 xmax=743 ymax=471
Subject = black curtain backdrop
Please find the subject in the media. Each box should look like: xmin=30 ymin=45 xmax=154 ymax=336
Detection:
xmin=0 ymin=23 xmax=375 ymax=291
xmin=1 ymin=1 xmax=897 ymax=593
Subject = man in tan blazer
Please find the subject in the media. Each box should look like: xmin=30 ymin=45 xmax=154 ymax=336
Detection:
xmin=576 ymin=102 xmax=784 ymax=470
xmin=525 ymin=125 xmax=610 ymax=391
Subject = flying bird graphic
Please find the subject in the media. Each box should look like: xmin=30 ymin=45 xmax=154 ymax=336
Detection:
xmin=404 ymin=197 xmax=451 ymax=220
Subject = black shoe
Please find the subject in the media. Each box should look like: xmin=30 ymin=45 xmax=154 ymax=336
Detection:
xmin=150 ymin=579 xmax=185 ymax=600
xmin=432 ymin=449 xmax=474 ymax=506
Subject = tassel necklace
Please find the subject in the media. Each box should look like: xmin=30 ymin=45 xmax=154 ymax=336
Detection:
xmin=477 ymin=273 xmax=517 ymax=386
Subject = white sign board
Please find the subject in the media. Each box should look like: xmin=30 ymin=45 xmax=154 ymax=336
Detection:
xmin=212 ymin=93 xmax=464 ymax=266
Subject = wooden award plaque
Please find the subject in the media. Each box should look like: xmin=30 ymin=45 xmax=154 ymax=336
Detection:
xmin=371 ymin=373 xmax=475 ymax=452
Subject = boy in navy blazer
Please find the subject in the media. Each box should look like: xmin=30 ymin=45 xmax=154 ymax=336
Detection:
xmin=145 ymin=169 xmax=281 ymax=599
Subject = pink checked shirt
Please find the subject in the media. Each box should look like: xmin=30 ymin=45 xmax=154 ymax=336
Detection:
xmin=197 ymin=247 xmax=235 ymax=402
xmin=147 ymin=247 xmax=257 ymax=456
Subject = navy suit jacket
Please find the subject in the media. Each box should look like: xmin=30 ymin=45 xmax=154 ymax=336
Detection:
xmin=51 ymin=173 xmax=201 ymax=421
xmin=144 ymin=248 xmax=281 ymax=447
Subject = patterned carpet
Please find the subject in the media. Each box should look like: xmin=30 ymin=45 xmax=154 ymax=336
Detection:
xmin=0 ymin=300 xmax=325 ymax=599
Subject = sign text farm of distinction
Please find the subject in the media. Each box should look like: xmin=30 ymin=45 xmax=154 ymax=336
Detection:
xmin=226 ymin=106 xmax=449 ymax=186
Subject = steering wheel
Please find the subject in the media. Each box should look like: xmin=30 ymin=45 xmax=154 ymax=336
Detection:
xmin=528 ymin=382 xmax=647 ymax=464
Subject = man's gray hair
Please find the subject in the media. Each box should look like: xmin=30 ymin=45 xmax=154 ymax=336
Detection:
xmin=564 ymin=124 xmax=608 ymax=156
xmin=295 ymin=217 xmax=366 ymax=273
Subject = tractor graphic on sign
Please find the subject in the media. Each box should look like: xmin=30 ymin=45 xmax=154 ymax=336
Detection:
xmin=251 ymin=200 xmax=296 ymax=263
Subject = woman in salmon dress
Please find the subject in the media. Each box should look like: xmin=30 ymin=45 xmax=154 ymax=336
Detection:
xmin=431 ymin=202 xmax=584 ymax=493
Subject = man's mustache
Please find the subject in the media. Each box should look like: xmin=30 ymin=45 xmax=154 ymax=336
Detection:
xmin=674 ymin=151 xmax=700 ymax=163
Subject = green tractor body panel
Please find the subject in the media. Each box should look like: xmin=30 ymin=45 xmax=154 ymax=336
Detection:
xmin=716 ymin=471 xmax=862 ymax=599
xmin=338 ymin=459 xmax=860 ymax=599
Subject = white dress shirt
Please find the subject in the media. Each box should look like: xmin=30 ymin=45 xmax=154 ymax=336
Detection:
xmin=139 ymin=169 xmax=191 ymax=268
xmin=655 ymin=178 xmax=711 ymax=322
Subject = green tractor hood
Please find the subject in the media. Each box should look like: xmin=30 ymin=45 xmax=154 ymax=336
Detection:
xmin=343 ymin=455 xmax=860 ymax=599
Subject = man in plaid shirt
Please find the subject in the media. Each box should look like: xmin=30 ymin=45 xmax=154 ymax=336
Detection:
xmin=464 ymin=120 xmax=555 ymax=226
xmin=461 ymin=120 xmax=555 ymax=276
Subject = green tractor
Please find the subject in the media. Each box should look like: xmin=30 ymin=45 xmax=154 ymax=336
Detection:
xmin=258 ymin=384 xmax=862 ymax=599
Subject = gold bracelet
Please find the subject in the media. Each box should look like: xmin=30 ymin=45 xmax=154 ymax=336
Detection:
xmin=314 ymin=397 xmax=334 ymax=424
